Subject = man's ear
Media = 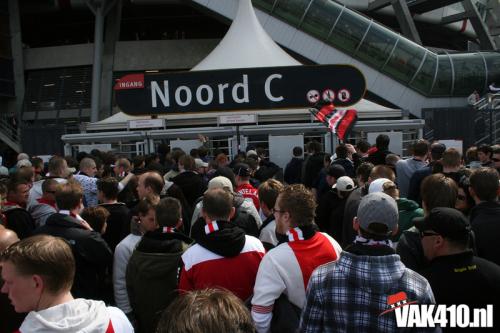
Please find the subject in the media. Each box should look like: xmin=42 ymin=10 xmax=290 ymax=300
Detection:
xmin=391 ymin=224 xmax=399 ymax=236
xmin=352 ymin=217 xmax=360 ymax=232
xmin=32 ymin=274 xmax=44 ymax=292
xmin=175 ymin=218 xmax=183 ymax=230
xmin=228 ymin=206 xmax=236 ymax=220
xmin=434 ymin=235 xmax=444 ymax=250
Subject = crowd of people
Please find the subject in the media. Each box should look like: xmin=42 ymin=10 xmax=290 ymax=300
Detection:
xmin=0 ymin=135 xmax=499 ymax=333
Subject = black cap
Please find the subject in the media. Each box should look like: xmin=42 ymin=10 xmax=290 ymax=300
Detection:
xmin=233 ymin=163 xmax=251 ymax=177
xmin=415 ymin=207 xmax=471 ymax=241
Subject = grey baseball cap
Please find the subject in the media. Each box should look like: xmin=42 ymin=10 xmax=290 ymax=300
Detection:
xmin=357 ymin=192 xmax=398 ymax=234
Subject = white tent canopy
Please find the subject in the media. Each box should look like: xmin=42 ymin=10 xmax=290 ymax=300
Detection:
xmin=192 ymin=0 xmax=300 ymax=70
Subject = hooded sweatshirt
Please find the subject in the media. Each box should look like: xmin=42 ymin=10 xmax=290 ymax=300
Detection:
xmin=126 ymin=230 xmax=193 ymax=333
xmin=18 ymin=299 xmax=133 ymax=333
xmin=28 ymin=198 xmax=57 ymax=227
xmin=179 ymin=221 xmax=265 ymax=300
xmin=394 ymin=198 xmax=423 ymax=241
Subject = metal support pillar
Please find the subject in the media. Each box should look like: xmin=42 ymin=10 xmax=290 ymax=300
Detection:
xmin=462 ymin=0 xmax=496 ymax=50
xmin=392 ymin=0 xmax=422 ymax=44
xmin=8 ymin=0 xmax=25 ymax=142
xmin=86 ymin=0 xmax=117 ymax=123
xmin=100 ymin=0 xmax=122 ymax=120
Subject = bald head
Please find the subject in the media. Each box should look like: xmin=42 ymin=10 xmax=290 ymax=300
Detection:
xmin=137 ymin=171 xmax=164 ymax=199
xmin=0 ymin=228 xmax=19 ymax=252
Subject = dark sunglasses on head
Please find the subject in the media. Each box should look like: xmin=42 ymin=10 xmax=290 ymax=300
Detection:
xmin=420 ymin=230 xmax=440 ymax=238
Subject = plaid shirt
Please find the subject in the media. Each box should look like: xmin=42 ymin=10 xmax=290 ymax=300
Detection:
xmin=299 ymin=249 xmax=440 ymax=333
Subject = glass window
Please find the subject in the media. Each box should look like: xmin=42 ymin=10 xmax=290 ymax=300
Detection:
xmin=410 ymin=53 xmax=437 ymax=95
xmin=301 ymin=0 xmax=343 ymax=40
xmin=382 ymin=37 xmax=425 ymax=84
xmin=0 ymin=37 xmax=11 ymax=58
xmin=253 ymin=0 xmax=277 ymax=13
xmin=431 ymin=55 xmax=453 ymax=95
xmin=328 ymin=9 xmax=370 ymax=54
xmin=273 ymin=0 xmax=310 ymax=27
xmin=24 ymin=67 xmax=92 ymax=115
xmin=451 ymin=54 xmax=485 ymax=95
xmin=356 ymin=23 xmax=398 ymax=69
xmin=484 ymin=53 xmax=500 ymax=90
xmin=0 ymin=15 xmax=9 ymax=37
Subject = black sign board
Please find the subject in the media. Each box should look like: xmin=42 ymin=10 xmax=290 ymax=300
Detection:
xmin=114 ymin=65 xmax=365 ymax=115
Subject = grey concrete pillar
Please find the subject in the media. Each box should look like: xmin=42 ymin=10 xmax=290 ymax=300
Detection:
xmin=8 ymin=0 xmax=25 ymax=128
xmin=100 ymin=0 xmax=122 ymax=120
xmin=87 ymin=0 xmax=117 ymax=123
xmin=89 ymin=2 xmax=104 ymax=123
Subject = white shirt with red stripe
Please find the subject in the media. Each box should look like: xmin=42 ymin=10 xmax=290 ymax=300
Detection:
xmin=251 ymin=230 xmax=342 ymax=333
xmin=179 ymin=235 xmax=265 ymax=301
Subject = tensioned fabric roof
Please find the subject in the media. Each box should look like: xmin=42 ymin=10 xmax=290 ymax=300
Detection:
xmin=192 ymin=0 xmax=300 ymax=70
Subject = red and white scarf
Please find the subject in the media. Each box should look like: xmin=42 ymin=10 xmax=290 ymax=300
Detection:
xmin=287 ymin=227 xmax=305 ymax=242
xmin=204 ymin=221 xmax=220 ymax=235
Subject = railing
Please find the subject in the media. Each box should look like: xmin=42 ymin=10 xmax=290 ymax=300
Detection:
xmin=0 ymin=113 xmax=21 ymax=151
xmin=473 ymin=93 xmax=500 ymax=144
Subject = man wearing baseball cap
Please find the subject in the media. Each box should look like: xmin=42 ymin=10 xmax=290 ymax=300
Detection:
xmin=417 ymin=207 xmax=500 ymax=313
xmin=190 ymin=176 xmax=261 ymax=237
xmin=316 ymin=176 xmax=356 ymax=244
xmin=300 ymin=192 xmax=436 ymax=332
xmin=234 ymin=163 xmax=260 ymax=211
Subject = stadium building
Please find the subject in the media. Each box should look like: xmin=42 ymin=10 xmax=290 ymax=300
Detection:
xmin=1 ymin=0 xmax=499 ymax=165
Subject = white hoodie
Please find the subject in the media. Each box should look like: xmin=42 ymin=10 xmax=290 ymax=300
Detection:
xmin=19 ymin=299 xmax=134 ymax=333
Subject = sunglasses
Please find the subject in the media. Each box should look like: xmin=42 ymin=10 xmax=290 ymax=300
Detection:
xmin=457 ymin=194 xmax=467 ymax=201
xmin=420 ymin=231 xmax=440 ymax=238
xmin=492 ymin=158 xmax=500 ymax=162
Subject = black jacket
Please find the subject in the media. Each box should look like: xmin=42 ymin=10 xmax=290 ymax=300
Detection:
xmin=284 ymin=157 xmax=303 ymax=185
xmin=172 ymin=171 xmax=207 ymax=208
xmin=367 ymin=148 xmax=392 ymax=166
xmin=127 ymin=230 xmax=193 ymax=333
xmin=420 ymin=251 xmax=500 ymax=332
xmin=421 ymin=251 xmax=500 ymax=306
xmin=2 ymin=204 xmax=36 ymax=239
xmin=341 ymin=186 xmax=368 ymax=248
xmin=255 ymin=159 xmax=282 ymax=183
xmin=470 ymin=201 xmax=500 ymax=266
xmin=396 ymin=228 xmax=427 ymax=272
xmin=34 ymin=213 xmax=113 ymax=300
xmin=303 ymin=152 xmax=325 ymax=188
xmin=191 ymin=194 xmax=259 ymax=239
xmin=332 ymin=158 xmax=355 ymax=178
xmin=100 ymin=202 xmax=131 ymax=251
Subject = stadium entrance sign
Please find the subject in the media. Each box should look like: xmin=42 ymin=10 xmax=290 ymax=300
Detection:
xmin=114 ymin=65 xmax=365 ymax=115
